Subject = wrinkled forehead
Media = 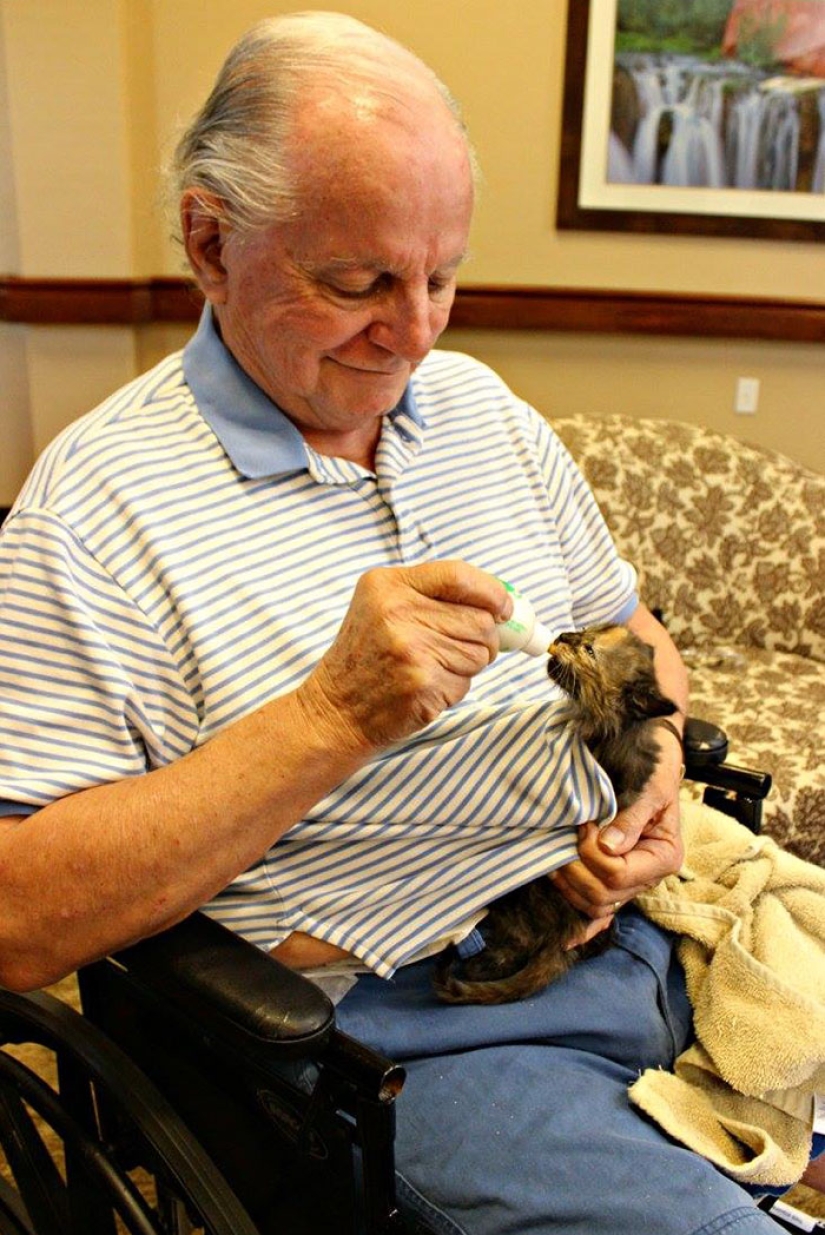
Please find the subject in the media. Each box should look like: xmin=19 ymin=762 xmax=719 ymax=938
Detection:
xmin=285 ymin=78 xmax=474 ymax=217
xmin=289 ymin=62 xmax=467 ymax=157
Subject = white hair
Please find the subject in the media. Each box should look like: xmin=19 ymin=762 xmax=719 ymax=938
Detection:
xmin=171 ymin=10 xmax=475 ymax=234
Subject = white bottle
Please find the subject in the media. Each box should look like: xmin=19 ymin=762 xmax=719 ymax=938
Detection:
xmin=496 ymin=581 xmax=553 ymax=657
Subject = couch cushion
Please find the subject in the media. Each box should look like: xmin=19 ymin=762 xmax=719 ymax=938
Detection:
xmin=682 ymin=647 xmax=825 ymax=866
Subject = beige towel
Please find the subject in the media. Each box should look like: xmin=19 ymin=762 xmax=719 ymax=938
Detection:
xmin=630 ymin=800 xmax=825 ymax=1186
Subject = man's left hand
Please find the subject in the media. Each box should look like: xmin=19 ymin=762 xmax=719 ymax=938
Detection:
xmin=549 ymin=752 xmax=685 ymax=921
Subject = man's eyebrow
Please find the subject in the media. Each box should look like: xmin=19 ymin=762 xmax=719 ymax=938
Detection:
xmin=319 ymin=256 xmax=383 ymax=272
xmin=315 ymin=251 xmax=471 ymax=274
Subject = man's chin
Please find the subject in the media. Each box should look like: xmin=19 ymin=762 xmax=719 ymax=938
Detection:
xmin=329 ymin=369 xmax=411 ymax=415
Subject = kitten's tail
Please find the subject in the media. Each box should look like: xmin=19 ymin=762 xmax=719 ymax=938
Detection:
xmin=433 ymin=944 xmax=584 ymax=1006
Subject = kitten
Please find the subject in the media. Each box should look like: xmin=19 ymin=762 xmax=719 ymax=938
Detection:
xmin=433 ymin=624 xmax=679 ymax=1005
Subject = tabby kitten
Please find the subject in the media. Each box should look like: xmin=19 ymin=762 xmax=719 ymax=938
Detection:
xmin=433 ymin=624 xmax=679 ymax=1005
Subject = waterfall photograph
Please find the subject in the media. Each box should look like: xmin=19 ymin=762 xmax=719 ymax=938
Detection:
xmin=610 ymin=0 xmax=825 ymax=193
xmin=557 ymin=0 xmax=825 ymax=240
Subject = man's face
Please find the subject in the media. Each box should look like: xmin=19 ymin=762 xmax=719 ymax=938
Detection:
xmin=206 ymin=91 xmax=475 ymax=461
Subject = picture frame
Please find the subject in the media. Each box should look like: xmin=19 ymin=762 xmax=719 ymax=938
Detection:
xmin=556 ymin=0 xmax=825 ymax=242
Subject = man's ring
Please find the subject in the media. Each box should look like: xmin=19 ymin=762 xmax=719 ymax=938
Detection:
xmin=613 ymin=901 xmax=622 ymax=913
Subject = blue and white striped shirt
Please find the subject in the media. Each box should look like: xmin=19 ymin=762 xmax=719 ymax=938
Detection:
xmin=0 ymin=309 xmax=638 ymax=975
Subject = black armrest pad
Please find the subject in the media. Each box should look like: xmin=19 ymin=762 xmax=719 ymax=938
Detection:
xmin=111 ymin=912 xmax=335 ymax=1054
xmin=684 ymin=716 xmax=728 ymax=766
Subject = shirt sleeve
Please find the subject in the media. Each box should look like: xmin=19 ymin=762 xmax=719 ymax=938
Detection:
xmin=0 ymin=508 xmax=199 ymax=812
xmin=533 ymin=413 xmax=638 ymax=628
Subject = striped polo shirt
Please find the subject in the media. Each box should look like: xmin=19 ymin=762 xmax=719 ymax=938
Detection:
xmin=0 ymin=308 xmax=638 ymax=976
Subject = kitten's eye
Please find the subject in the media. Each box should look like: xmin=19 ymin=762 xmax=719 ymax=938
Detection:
xmin=584 ymin=643 xmax=596 ymax=659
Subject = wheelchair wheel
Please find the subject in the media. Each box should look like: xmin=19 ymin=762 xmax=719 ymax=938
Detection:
xmin=0 ymin=1174 xmax=33 ymax=1235
xmin=0 ymin=988 xmax=260 ymax=1235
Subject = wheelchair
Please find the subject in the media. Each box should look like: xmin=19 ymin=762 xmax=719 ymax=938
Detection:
xmin=0 ymin=718 xmax=778 ymax=1235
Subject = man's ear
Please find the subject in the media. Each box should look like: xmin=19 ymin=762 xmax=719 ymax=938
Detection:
xmin=180 ymin=191 xmax=230 ymax=304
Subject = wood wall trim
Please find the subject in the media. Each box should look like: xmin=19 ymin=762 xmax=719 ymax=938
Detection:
xmin=450 ymin=285 xmax=825 ymax=342
xmin=1 ymin=276 xmax=824 ymax=343
xmin=0 ymin=277 xmax=203 ymax=326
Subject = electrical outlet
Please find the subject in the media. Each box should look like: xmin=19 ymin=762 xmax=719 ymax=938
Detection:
xmin=735 ymin=377 xmax=760 ymax=414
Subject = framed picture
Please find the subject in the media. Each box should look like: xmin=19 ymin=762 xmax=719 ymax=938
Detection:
xmin=557 ymin=0 xmax=825 ymax=241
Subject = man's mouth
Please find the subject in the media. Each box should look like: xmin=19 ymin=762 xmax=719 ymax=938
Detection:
xmin=329 ymin=355 xmax=408 ymax=377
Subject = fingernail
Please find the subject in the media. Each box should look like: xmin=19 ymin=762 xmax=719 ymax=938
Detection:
xmin=599 ymin=826 xmax=623 ymax=852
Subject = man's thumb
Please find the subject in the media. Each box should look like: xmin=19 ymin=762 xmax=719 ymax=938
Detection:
xmin=598 ymin=808 xmax=645 ymax=855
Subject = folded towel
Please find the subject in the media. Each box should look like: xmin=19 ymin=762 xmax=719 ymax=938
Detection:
xmin=630 ymin=800 xmax=825 ymax=1186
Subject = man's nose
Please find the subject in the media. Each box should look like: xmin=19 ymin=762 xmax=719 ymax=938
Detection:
xmin=367 ymin=286 xmax=449 ymax=361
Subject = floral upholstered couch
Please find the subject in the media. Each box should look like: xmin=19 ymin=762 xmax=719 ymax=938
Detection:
xmin=552 ymin=414 xmax=825 ymax=867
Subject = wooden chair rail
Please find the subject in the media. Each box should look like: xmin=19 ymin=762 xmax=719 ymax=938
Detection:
xmin=1 ymin=276 xmax=824 ymax=342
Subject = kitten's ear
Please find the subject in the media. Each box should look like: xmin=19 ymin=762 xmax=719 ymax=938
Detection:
xmin=624 ymin=676 xmax=679 ymax=720
xmin=645 ymin=691 xmax=679 ymax=719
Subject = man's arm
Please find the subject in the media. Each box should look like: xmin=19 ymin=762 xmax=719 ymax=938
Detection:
xmin=0 ymin=563 xmax=510 ymax=991
xmin=549 ymin=602 xmax=688 ymax=922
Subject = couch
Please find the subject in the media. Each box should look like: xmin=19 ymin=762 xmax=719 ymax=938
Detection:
xmin=552 ymin=414 xmax=825 ymax=868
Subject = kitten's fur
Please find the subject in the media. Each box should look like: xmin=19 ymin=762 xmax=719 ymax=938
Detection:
xmin=433 ymin=624 xmax=678 ymax=1005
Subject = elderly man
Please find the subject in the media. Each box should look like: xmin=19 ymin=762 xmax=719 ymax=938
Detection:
xmin=0 ymin=12 xmax=818 ymax=1234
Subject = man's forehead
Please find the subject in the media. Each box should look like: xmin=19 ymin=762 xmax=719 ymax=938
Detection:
xmin=287 ymin=70 xmax=467 ymax=176
xmin=292 ymin=54 xmax=448 ymax=126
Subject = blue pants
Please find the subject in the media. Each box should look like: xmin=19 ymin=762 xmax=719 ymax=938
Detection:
xmin=336 ymin=908 xmax=780 ymax=1235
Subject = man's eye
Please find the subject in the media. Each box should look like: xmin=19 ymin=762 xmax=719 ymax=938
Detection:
xmin=326 ymin=273 xmax=453 ymax=301
xmin=329 ymin=281 xmax=381 ymax=300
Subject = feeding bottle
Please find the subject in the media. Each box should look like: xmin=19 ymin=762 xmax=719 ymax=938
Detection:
xmin=496 ymin=581 xmax=553 ymax=657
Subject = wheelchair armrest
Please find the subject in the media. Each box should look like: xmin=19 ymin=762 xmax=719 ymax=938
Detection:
xmin=106 ymin=911 xmax=335 ymax=1059
xmin=682 ymin=716 xmax=772 ymax=834
xmin=683 ymin=716 xmax=729 ymax=766
xmin=683 ymin=715 xmax=772 ymax=799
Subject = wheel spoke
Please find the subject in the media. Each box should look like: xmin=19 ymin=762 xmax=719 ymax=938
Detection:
xmin=0 ymin=1085 xmax=68 ymax=1235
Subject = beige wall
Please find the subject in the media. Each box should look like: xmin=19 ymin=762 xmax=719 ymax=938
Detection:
xmin=440 ymin=329 xmax=825 ymax=467
xmin=1 ymin=0 xmax=824 ymax=505
xmin=0 ymin=0 xmax=137 ymax=499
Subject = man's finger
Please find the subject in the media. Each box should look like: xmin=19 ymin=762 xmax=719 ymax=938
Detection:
xmin=597 ymin=799 xmax=653 ymax=855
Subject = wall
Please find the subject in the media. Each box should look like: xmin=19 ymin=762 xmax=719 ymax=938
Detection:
xmin=0 ymin=3 xmax=31 ymax=503
xmin=1 ymin=0 xmax=824 ymax=506
xmin=0 ymin=0 xmax=137 ymax=493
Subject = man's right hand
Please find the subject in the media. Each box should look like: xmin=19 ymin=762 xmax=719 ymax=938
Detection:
xmin=300 ymin=561 xmax=512 ymax=750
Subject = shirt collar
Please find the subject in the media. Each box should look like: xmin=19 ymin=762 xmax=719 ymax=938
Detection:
xmin=182 ymin=305 xmax=424 ymax=480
